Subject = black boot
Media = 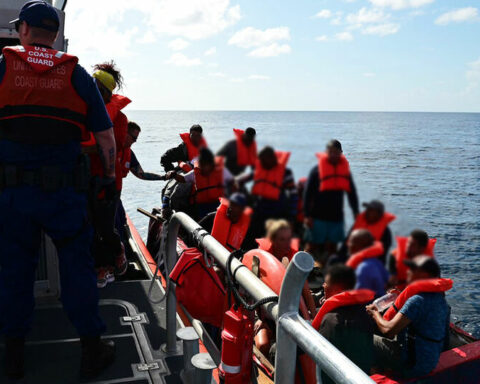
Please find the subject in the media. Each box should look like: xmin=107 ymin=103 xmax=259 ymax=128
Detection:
xmin=5 ymin=337 xmax=25 ymax=380
xmin=80 ymin=336 xmax=115 ymax=379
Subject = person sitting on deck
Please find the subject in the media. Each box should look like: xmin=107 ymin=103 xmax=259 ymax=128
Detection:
xmin=238 ymin=146 xmax=298 ymax=245
xmin=367 ymin=256 xmax=451 ymax=379
xmin=312 ymin=265 xmax=376 ymax=384
xmin=217 ymin=127 xmax=257 ymax=176
xmin=346 ymin=229 xmax=389 ymax=298
xmin=388 ymin=229 xmax=436 ymax=288
xmin=194 ymin=193 xmax=252 ymax=252
xmin=166 ymin=148 xmax=234 ymax=220
xmin=160 ymin=124 xmax=207 ymax=172
xmin=303 ymin=139 xmax=359 ymax=262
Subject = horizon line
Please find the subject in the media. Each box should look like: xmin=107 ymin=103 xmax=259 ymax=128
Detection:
xmin=124 ymin=109 xmax=480 ymax=114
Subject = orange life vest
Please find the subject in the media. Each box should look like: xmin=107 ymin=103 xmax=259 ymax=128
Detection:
xmin=352 ymin=212 xmax=396 ymax=241
xmin=180 ymin=132 xmax=207 ymax=161
xmin=383 ymin=278 xmax=453 ymax=321
xmin=178 ymin=161 xmax=193 ymax=172
xmin=120 ymin=147 xmax=132 ymax=178
xmin=393 ymin=236 xmax=437 ymax=282
xmin=233 ymin=128 xmax=257 ymax=166
xmin=346 ymin=241 xmax=385 ymax=270
xmin=312 ymin=289 xmax=375 ymax=330
xmin=255 ymin=237 xmax=300 ymax=261
xmin=0 ymin=45 xmax=88 ymax=143
xmin=252 ymin=151 xmax=290 ymax=200
xmin=316 ymin=152 xmax=351 ymax=192
xmin=193 ymin=156 xmax=225 ymax=204
xmin=211 ymin=198 xmax=252 ymax=251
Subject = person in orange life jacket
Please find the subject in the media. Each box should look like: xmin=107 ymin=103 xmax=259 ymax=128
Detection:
xmin=88 ymin=61 xmax=128 ymax=288
xmin=387 ymin=229 xmax=432 ymax=287
xmin=0 ymin=1 xmax=115 ymax=379
xmin=346 ymin=229 xmax=389 ymax=298
xmin=217 ymin=127 xmax=257 ymax=176
xmin=257 ymin=219 xmax=317 ymax=316
xmin=303 ymin=139 xmax=359 ymax=258
xmin=336 ymin=200 xmax=394 ymax=265
xmin=366 ymin=256 xmax=450 ymax=378
xmin=317 ymin=265 xmax=376 ymax=384
xmin=238 ymin=146 xmax=298 ymax=248
xmin=115 ymin=122 xmax=165 ymax=252
xmin=189 ymin=193 xmax=251 ymax=251
xmin=166 ymin=147 xmax=234 ymax=220
xmin=160 ymin=124 xmax=206 ymax=172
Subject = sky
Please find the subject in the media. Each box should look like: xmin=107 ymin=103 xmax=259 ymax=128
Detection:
xmin=64 ymin=0 xmax=480 ymax=112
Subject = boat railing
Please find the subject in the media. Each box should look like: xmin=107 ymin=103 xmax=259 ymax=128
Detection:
xmin=162 ymin=212 xmax=375 ymax=384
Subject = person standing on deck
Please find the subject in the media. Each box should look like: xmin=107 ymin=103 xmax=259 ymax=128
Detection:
xmin=217 ymin=127 xmax=257 ymax=176
xmin=303 ymin=139 xmax=359 ymax=262
xmin=116 ymin=122 xmax=165 ymax=246
xmin=160 ymin=124 xmax=207 ymax=172
xmin=0 ymin=1 xmax=114 ymax=379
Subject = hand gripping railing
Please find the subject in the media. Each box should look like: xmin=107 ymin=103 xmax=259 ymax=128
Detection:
xmin=163 ymin=212 xmax=375 ymax=384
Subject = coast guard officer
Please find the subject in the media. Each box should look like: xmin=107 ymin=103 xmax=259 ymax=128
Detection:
xmin=0 ymin=1 xmax=116 ymax=379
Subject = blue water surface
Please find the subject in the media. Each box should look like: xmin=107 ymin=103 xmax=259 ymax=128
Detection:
xmin=122 ymin=111 xmax=480 ymax=336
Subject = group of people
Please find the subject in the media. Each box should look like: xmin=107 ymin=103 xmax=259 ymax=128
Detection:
xmin=0 ymin=1 xmax=453 ymax=382
xmin=158 ymin=114 xmax=452 ymax=380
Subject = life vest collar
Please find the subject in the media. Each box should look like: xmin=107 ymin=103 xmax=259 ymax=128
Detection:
xmin=383 ymin=278 xmax=452 ymax=321
xmin=312 ymin=289 xmax=375 ymax=329
xmin=352 ymin=211 xmax=396 ymax=241
xmin=394 ymin=236 xmax=437 ymax=282
xmin=233 ymin=128 xmax=257 ymax=166
xmin=316 ymin=152 xmax=351 ymax=193
xmin=346 ymin=241 xmax=384 ymax=270
xmin=180 ymin=132 xmax=208 ymax=161
xmin=3 ymin=45 xmax=76 ymax=73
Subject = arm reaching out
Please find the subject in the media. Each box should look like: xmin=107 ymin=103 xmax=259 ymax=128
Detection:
xmin=94 ymin=128 xmax=116 ymax=178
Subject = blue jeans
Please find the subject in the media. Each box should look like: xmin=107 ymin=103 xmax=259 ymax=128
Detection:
xmin=0 ymin=186 xmax=105 ymax=337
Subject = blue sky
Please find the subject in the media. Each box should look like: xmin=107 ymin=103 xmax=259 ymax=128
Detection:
xmin=65 ymin=0 xmax=480 ymax=112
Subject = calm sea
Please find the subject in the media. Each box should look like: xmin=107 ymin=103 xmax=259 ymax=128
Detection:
xmin=122 ymin=111 xmax=480 ymax=336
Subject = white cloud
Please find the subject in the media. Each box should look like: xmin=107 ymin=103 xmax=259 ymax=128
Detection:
xmin=346 ymin=7 xmax=389 ymax=24
xmin=314 ymin=9 xmax=333 ymax=19
xmin=316 ymin=35 xmax=329 ymax=42
xmin=362 ymin=23 xmax=400 ymax=35
xmin=138 ymin=31 xmax=156 ymax=44
xmin=228 ymin=26 xmax=290 ymax=49
xmin=335 ymin=31 xmax=354 ymax=41
xmin=166 ymin=53 xmax=202 ymax=66
xmin=248 ymin=43 xmax=291 ymax=57
xmin=204 ymin=47 xmax=217 ymax=56
xmin=229 ymin=77 xmax=245 ymax=82
xmin=209 ymin=72 xmax=227 ymax=77
xmin=248 ymin=74 xmax=271 ymax=80
xmin=168 ymin=38 xmax=190 ymax=51
xmin=363 ymin=72 xmax=376 ymax=77
xmin=368 ymin=0 xmax=434 ymax=10
xmin=435 ymin=7 xmax=479 ymax=26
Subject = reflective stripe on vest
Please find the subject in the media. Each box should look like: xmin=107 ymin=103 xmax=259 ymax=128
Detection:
xmin=383 ymin=278 xmax=452 ymax=321
xmin=352 ymin=212 xmax=396 ymax=241
xmin=252 ymin=151 xmax=290 ymax=200
xmin=393 ymin=236 xmax=437 ymax=282
xmin=194 ymin=156 xmax=224 ymax=204
xmin=312 ymin=289 xmax=375 ymax=330
xmin=316 ymin=152 xmax=351 ymax=192
xmin=0 ymin=46 xmax=88 ymax=143
xmin=346 ymin=241 xmax=385 ymax=270
xmin=180 ymin=132 xmax=207 ymax=161
xmin=211 ymin=198 xmax=252 ymax=251
xmin=233 ymin=128 xmax=257 ymax=166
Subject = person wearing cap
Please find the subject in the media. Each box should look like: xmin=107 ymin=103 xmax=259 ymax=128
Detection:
xmin=366 ymin=256 xmax=451 ymax=378
xmin=0 ymin=1 xmax=116 ymax=380
xmin=217 ymin=127 xmax=257 ymax=176
xmin=160 ymin=124 xmax=207 ymax=172
xmin=82 ymin=60 xmax=131 ymax=288
xmin=303 ymin=139 xmax=359 ymax=260
xmin=194 ymin=193 xmax=252 ymax=251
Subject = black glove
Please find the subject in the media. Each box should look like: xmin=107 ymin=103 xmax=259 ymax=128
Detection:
xmin=101 ymin=177 xmax=117 ymax=201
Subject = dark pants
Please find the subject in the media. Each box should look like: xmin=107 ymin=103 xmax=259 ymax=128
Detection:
xmin=0 ymin=186 xmax=105 ymax=337
xmin=115 ymin=198 xmax=127 ymax=245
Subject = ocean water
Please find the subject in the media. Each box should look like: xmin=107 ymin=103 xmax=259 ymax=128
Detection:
xmin=122 ymin=111 xmax=480 ymax=337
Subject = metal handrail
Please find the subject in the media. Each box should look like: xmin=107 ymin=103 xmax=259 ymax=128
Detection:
xmin=163 ymin=212 xmax=375 ymax=384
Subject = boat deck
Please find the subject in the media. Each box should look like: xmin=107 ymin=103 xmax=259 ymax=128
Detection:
xmin=0 ymin=280 xmax=184 ymax=384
